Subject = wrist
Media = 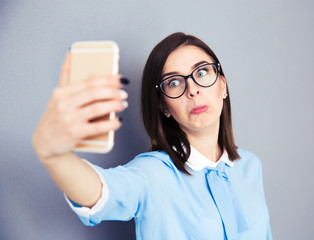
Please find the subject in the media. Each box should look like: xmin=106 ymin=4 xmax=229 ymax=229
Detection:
xmin=32 ymin=134 xmax=73 ymax=163
xmin=38 ymin=152 xmax=76 ymax=167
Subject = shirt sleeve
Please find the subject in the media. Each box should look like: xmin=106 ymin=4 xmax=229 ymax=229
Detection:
xmin=64 ymin=160 xmax=110 ymax=226
xmin=65 ymin=157 xmax=155 ymax=226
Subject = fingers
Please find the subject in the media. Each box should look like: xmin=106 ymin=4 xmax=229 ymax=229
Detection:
xmin=78 ymin=100 xmax=128 ymax=121
xmin=59 ymin=52 xmax=71 ymax=87
xmin=53 ymin=84 xmax=128 ymax=141
xmin=35 ymin=53 xmax=130 ymax=157
xmin=71 ymin=87 xmax=128 ymax=109
xmin=52 ymin=73 xmax=129 ymax=127
xmin=56 ymin=75 xmax=124 ymax=101
xmin=76 ymin=117 xmax=122 ymax=140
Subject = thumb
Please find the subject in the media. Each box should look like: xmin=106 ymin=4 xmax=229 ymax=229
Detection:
xmin=58 ymin=52 xmax=71 ymax=87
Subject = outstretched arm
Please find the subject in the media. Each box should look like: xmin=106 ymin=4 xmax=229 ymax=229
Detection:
xmin=32 ymin=53 xmax=128 ymax=207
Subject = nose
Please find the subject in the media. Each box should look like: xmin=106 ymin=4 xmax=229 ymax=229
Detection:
xmin=186 ymin=77 xmax=200 ymax=98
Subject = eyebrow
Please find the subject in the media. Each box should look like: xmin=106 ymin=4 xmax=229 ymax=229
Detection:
xmin=162 ymin=60 xmax=210 ymax=79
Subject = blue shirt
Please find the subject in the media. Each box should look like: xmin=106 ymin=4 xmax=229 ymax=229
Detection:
xmin=66 ymin=148 xmax=272 ymax=240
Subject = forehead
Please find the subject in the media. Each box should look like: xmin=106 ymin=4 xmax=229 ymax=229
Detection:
xmin=163 ymin=45 xmax=213 ymax=74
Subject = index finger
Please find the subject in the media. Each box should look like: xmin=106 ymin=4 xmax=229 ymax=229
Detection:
xmin=55 ymin=75 xmax=125 ymax=100
xmin=58 ymin=52 xmax=71 ymax=87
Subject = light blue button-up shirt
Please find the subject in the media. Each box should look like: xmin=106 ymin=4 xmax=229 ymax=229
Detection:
xmin=67 ymin=148 xmax=272 ymax=240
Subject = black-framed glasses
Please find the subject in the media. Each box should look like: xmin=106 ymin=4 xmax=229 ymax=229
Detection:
xmin=156 ymin=63 xmax=220 ymax=99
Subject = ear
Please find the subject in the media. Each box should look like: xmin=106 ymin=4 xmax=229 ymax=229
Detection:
xmin=219 ymin=76 xmax=227 ymax=98
xmin=220 ymin=76 xmax=227 ymax=91
xmin=158 ymin=100 xmax=171 ymax=117
xmin=162 ymin=105 xmax=171 ymax=117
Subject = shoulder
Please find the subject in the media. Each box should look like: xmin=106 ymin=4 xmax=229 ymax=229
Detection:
xmin=231 ymin=148 xmax=265 ymax=192
xmin=128 ymin=151 xmax=175 ymax=168
xmin=237 ymin=148 xmax=261 ymax=161
xmin=234 ymin=148 xmax=263 ymax=172
xmin=124 ymin=151 xmax=177 ymax=178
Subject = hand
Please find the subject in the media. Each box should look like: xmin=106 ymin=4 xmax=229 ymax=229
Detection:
xmin=32 ymin=52 xmax=128 ymax=159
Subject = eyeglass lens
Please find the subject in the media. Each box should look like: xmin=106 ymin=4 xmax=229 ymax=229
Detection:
xmin=160 ymin=64 xmax=218 ymax=98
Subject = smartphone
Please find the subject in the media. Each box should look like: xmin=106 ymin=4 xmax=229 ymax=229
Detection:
xmin=69 ymin=41 xmax=119 ymax=153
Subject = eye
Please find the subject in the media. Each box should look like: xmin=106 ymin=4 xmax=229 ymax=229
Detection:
xmin=168 ymin=79 xmax=180 ymax=88
xmin=197 ymin=68 xmax=208 ymax=77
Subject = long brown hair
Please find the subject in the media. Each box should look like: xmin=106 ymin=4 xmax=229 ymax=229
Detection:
xmin=141 ymin=32 xmax=240 ymax=174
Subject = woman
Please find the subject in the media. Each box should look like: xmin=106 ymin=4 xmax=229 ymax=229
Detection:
xmin=33 ymin=32 xmax=272 ymax=239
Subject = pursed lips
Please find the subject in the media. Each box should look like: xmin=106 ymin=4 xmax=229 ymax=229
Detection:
xmin=190 ymin=105 xmax=209 ymax=114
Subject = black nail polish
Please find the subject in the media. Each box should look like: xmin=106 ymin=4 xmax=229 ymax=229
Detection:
xmin=120 ymin=78 xmax=130 ymax=85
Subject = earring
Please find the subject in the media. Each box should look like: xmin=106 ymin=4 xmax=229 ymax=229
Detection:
xmin=164 ymin=112 xmax=171 ymax=118
xmin=223 ymin=93 xmax=228 ymax=99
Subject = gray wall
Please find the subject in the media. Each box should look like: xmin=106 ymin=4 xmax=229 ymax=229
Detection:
xmin=1 ymin=0 xmax=313 ymax=239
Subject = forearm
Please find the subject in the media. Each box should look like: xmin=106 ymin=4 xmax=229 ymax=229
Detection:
xmin=40 ymin=152 xmax=102 ymax=208
xmin=32 ymin=55 xmax=127 ymax=209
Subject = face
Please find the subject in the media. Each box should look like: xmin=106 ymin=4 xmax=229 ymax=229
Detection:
xmin=162 ymin=45 xmax=227 ymax=137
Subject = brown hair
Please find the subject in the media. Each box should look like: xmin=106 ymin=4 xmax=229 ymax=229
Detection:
xmin=141 ymin=32 xmax=240 ymax=174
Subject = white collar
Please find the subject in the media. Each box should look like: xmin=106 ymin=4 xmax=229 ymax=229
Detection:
xmin=186 ymin=146 xmax=234 ymax=171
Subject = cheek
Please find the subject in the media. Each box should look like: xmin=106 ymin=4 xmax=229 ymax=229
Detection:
xmin=214 ymin=94 xmax=225 ymax=117
xmin=165 ymin=99 xmax=187 ymax=120
xmin=167 ymin=101 xmax=184 ymax=116
xmin=205 ymin=87 xmax=224 ymax=112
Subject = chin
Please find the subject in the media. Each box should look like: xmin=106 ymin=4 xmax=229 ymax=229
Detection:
xmin=193 ymin=115 xmax=219 ymax=129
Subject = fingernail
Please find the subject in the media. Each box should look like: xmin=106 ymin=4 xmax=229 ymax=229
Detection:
xmin=122 ymin=101 xmax=129 ymax=109
xmin=120 ymin=77 xmax=130 ymax=85
xmin=120 ymin=90 xmax=128 ymax=99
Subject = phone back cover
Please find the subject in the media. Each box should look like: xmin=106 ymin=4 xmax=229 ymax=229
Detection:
xmin=69 ymin=41 xmax=119 ymax=153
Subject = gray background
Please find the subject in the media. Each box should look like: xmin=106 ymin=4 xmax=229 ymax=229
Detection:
xmin=1 ymin=0 xmax=313 ymax=239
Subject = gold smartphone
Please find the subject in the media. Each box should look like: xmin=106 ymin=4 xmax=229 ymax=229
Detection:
xmin=69 ymin=41 xmax=119 ymax=153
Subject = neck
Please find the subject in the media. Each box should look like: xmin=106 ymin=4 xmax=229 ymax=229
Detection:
xmin=189 ymin=136 xmax=222 ymax=163
xmin=184 ymin=122 xmax=222 ymax=162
